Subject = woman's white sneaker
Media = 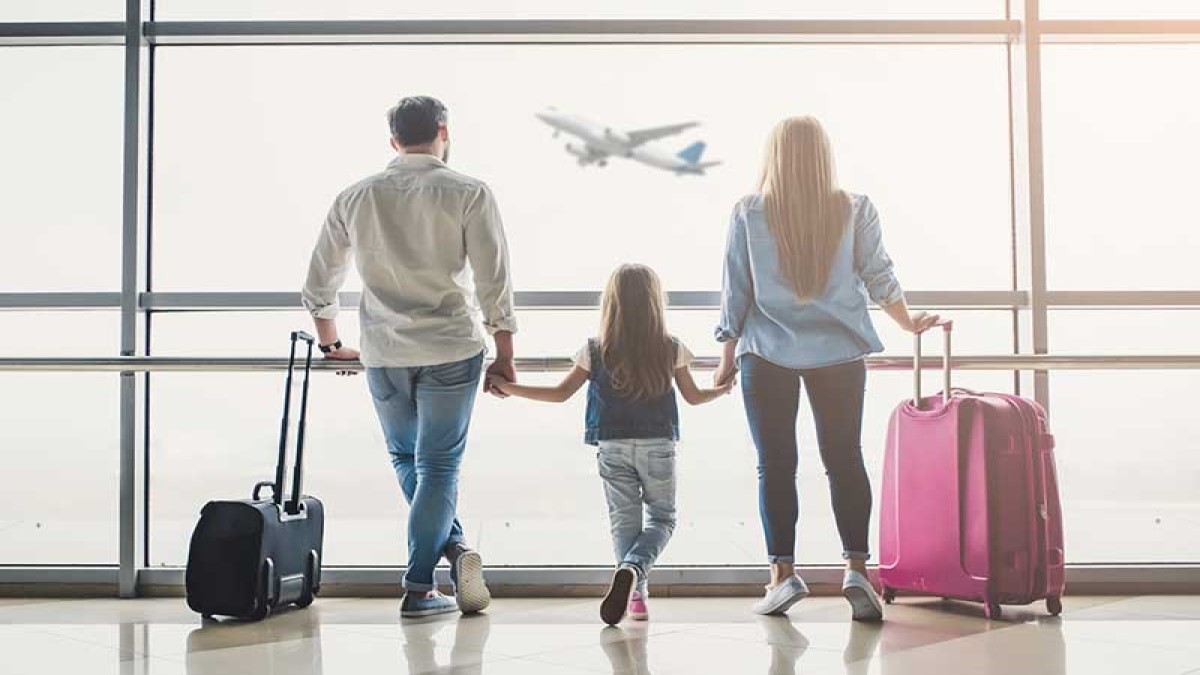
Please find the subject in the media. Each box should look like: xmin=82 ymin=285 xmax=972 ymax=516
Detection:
xmin=842 ymin=570 xmax=884 ymax=622
xmin=751 ymin=575 xmax=810 ymax=615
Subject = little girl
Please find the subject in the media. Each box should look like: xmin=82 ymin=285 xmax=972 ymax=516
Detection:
xmin=490 ymin=263 xmax=732 ymax=625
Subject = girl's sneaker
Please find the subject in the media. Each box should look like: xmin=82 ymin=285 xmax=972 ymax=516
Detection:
xmin=600 ymin=565 xmax=637 ymax=625
xmin=628 ymin=591 xmax=649 ymax=621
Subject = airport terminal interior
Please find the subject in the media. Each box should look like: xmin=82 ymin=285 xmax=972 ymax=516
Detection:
xmin=2 ymin=1 xmax=1200 ymax=674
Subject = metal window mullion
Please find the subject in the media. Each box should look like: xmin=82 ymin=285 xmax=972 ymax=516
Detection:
xmin=118 ymin=0 xmax=149 ymax=600
xmin=1009 ymin=0 xmax=1051 ymax=411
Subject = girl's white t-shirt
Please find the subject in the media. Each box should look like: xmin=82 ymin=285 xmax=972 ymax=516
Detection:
xmin=573 ymin=339 xmax=696 ymax=373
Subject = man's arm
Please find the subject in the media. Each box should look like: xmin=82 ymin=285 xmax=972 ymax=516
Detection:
xmin=463 ymin=184 xmax=518 ymax=394
xmin=302 ymin=198 xmax=360 ymax=363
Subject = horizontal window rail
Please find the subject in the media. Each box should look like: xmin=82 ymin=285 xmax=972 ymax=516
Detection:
xmin=136 ymin=290 xmax=1029 ymax=311
xmin=5 ymin=565 xmax=1200 ymax=595
xmin=6 ymin=18 xmax=1200 ymax=48
xmin=0 ymin=22 xmax=125 ymax=45
xmin=11 ymin=290 xmax=1200 ymax=310
xmin=1041 ymin=20 xmax=1200 ymax=43
xmin=145 ymin=19 xmax=1021 ymax=45
xmin=2 ymin=354 xmax=1199 ymax=373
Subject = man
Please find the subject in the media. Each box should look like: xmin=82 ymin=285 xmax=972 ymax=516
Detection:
xmin=301 ymin=95 xmax=516 ymax=618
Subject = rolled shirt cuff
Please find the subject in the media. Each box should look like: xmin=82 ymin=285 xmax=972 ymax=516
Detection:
xmin=483 ymin=315 xmax=518 ymax=335
xmin=303 ymin=300 xmax=340 ymax=321
xmin=714 ymin=326 xmax=741 ymax=342
xmin=872 ymin=283 xmax=905 ymax=307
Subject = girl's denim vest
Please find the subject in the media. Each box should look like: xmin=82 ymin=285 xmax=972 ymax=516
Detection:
xmin=584 ymin=338 xmax=680 ymax=446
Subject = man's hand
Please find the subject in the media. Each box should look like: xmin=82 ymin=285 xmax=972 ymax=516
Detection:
xmin=485 ymin=357 xmax=515 ymax=397
xmin=324 ymin=345 xmax=361 ymax=377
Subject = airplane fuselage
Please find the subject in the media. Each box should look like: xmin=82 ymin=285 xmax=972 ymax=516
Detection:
xmin=536 ymin=110 xmax=711 ymax=175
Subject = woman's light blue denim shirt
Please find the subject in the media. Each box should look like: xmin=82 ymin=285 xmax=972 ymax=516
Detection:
xmin=715 ymin=193 xmax=904 ymax=369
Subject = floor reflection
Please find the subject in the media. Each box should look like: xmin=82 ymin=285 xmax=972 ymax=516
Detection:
xmin=401 ymin=613 xmax=492 ymax=674
xmin=185 ymin=609 xmax=325 ymax=674
xmin=600 ymin=625 xmax=652 ymax=674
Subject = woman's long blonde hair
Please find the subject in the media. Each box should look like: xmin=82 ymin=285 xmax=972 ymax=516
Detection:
xmin=758 ymin=116 xmax=850 ymax=302
xmin=598 ymin=264 xmax=674 ymax=401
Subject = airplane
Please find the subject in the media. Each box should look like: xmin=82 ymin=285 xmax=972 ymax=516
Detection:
xmin=535 ymin=108 xmax=721 ymax=176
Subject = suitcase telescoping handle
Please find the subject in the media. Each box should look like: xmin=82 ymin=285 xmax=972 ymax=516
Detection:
xmin=913 ymin=320 xmax=954 ymax=409
xmin=274 ymin=330 xmax=315 ymax=516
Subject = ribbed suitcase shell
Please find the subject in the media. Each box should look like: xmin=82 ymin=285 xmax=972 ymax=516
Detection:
xmin=879 ymin=389 xmax=1065 ymax=619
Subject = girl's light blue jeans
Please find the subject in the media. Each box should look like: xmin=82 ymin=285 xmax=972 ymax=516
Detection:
xmin=597 ymin=438 xmax=678 ymax=595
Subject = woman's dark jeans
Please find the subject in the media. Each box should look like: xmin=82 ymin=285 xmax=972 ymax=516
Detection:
xmin=740 ymin=354 xmax=871 ymax=563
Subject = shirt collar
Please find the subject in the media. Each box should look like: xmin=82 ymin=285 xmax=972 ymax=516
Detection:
xmin=388 ymin=153 xmax=446 ymax=170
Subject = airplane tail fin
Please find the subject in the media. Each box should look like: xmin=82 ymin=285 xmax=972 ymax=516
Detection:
xmin=676 ymin=140 xmax=707 ymax=165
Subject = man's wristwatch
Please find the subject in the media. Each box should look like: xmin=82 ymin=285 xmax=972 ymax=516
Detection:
xmin=318 ymin=339 xmax=342 ymax=354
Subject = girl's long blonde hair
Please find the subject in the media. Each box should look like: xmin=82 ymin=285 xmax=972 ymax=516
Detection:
xmin=598 ymin=264 xmax=674 ymax=401
xmin=758 ymin=116 xmax=850 ymax=302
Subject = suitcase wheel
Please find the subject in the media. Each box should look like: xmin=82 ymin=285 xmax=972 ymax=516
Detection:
xmin=984 ymin=601 xmax=1002 ymax=620
xmin=882 ymin=587 xmax=896 ymax=605
xmin=1046 ymin=596 xmax=1062 ymax=616
xmin=249 ymin=599 xmax=271 ymax=622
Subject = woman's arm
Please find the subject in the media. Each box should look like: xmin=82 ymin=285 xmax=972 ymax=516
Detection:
xmin=492 ymin=366 xmax=589 ymax=403
xmin=854 ymin=196 xmax=939 ymax=333
xmin=675 ymin=366 xmax=734 ymax=405
xmin=716 ymin=203 xmax=754 ymax=345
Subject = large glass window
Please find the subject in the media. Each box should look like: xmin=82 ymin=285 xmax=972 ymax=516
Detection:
xmin=0 ymin=312 xmax=119 ymax=564
xmin=1043 ymin=45 xmax=1200 ymax=290
xmin=153 ymin=45 xmax=1012 ymax=293
xmin=0 ymin=1 xmax=122 ymax=22
xmin=155 ymin=0 xmax=1003 ymax=21
xmin=0 ymin=48 xmax=124 ymax=292
xmin=1051 ymin=371 xmax=1200 ymax=563
xmin=146 ymin=310 xmax=1012 ymax=566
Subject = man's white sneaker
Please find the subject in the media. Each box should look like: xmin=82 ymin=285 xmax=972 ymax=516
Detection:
xmin=842 ymin=570 xmax=884 ymax=622
xmin=751 ymin=575 xmax=810 ymax=616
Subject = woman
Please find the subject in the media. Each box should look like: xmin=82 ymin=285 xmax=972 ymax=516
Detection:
xmin=714 ymin=117 xmax=937 ymax=621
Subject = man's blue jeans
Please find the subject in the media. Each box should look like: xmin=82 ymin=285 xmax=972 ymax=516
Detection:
xmin=366 ymin=351 xmax=484 ymax=592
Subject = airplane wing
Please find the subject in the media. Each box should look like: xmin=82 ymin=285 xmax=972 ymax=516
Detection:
xmin=625 ymin=121 xmax=700 ymax=146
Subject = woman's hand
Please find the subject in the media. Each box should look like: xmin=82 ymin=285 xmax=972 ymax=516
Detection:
xmin=713 ymin=356 xmax=738 ymax=389
xmin=905 ymin=311 xmax=941 ymax=334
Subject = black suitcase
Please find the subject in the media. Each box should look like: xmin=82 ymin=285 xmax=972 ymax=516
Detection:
xmin=185 ymin=330 xmax=325 ymax=620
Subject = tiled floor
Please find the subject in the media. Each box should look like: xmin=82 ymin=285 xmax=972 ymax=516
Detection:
xmin=1 ymin=595 xmax=1199 ymax=674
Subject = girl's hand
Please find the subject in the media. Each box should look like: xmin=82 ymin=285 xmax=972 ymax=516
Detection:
xmin=485 ymin=373 xmax=512 ymax=397
xmin=713 ymin=357 xmax=738 ymax=389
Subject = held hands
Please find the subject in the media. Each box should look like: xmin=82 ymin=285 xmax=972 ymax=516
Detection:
xmin=713 ymin=356 xmax=738 ymax=390
xmin=485 ymin=372 xmax=515 ymax=397
xmin=484 ymin=357 xmax=516 ymax=398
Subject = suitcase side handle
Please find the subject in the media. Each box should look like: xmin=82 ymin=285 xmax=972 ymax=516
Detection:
xmin=252 ymin=480 xmax=276 ymax=501
xmin=913 ymin=320 xmax=954 ymax=409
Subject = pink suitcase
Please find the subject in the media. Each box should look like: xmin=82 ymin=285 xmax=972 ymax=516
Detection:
xmin=878 ymin=322 xmax=1065 ymax=619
